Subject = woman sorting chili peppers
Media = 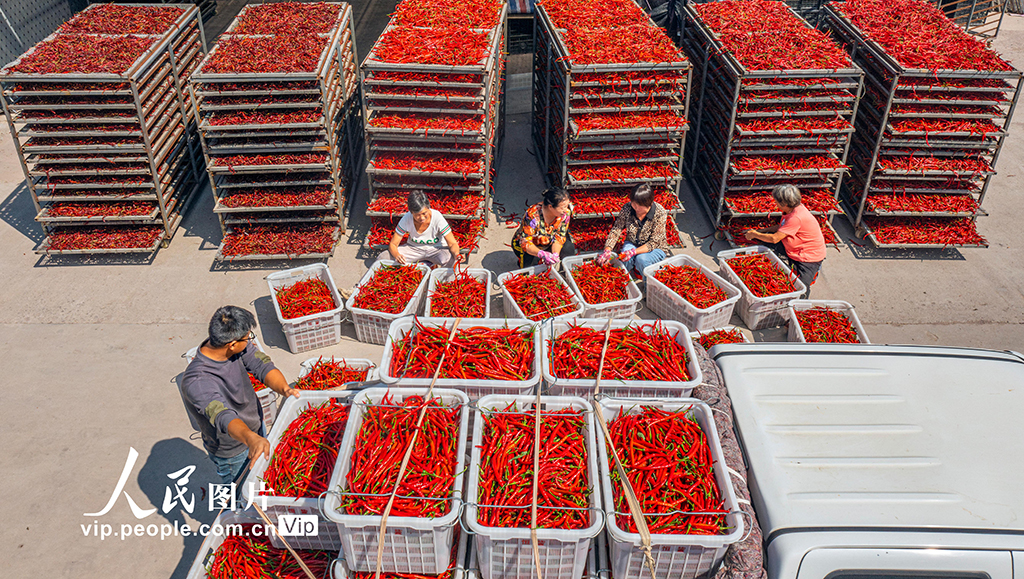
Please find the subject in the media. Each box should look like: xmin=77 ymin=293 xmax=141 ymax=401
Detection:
xmin=743 ymin=184 xmax=826 ymax=298
xmin=511 ymin=187 xmax=576 ymax=267
xmin=596 ymin=184 xmax=670 ymax=277
xmin=379 ymin=190 xmax=462 ymax=266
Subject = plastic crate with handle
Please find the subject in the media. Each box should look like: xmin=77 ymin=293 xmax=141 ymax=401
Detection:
xmin=241 ymin=390 xmax=355 ymax=551
xmin=497 ymin=264 xmax=585 ymax=321
xmin=716 ymin=246 xmax=806 ymax=330
xmin=425 ymin=267 xmax=493 ymax=318
xmin=562 ymin=252 xmax=642 ymax=320
xmin=643 ymin=254 xmax=741 ymax=332
xmin=786 ymin=299 xmax=871 ymax=344
xmin=345 ymin=260 xmax=431 ymax=345
xmin=323 ymin=387 xmax=471 ymax=574
xmin=465 ymin=394 xmax=604 ymax=579
xmin=540 ymin=319 xmax=702 ymax=398
xmin=379 ymin=317 xmax=540 ymax=398
xmin=595 ymin=397 xmax=744 ymax=579
xmin=267 ymin=263 xmax=346 ymax=353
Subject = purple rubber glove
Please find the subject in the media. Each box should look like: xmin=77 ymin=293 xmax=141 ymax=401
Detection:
xmin=537 ymin=250 xmax=559 ymax=265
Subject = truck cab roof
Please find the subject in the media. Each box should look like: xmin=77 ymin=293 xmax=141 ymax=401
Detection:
xmin=712 ymin=344 xmax=1024 ymax=578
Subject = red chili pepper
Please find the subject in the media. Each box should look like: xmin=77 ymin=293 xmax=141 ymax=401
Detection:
xmin=793 ymin=307 xmax=861 ymax=343
xmin=654 ymin=265 xmax=728 ymax=309
xmin=502 ymin=272 xmax=577 ymax=321
xmin=47 ymin=225 xmax=163 ymax=250
xmin=219 ymin=186 xmax=334 ymax=209
xmin=549 ymin=322 xmax=692 ymax=382
xmin=220 ymin=224 xmax=337 ymax=257
xmin=428 ymin=268 xmax=487 ymax=317
xmin=607 ymin=406 xmax=728 ymax=534
xmin=275 ymin=278 xmax=335 ymax=319
xmin=570 ymin=260 xmax=629 ymax=304
xmin=390 ymin=319 xmax=534 ymax=380
xmin=208 ymin=109 xmax=322 ymax=126
xmin=352 ymin=264 xmax=425 ymax=315
xmin=207 ymin=524 xmax=333 ymax=579
xmin=477 ymin=403 xmax=591 ymax=529
xmin=262 ymin=400 xmax=349 ymax=498
xmin=725 ymin=253 xmax=798 ymax=297
xmin=372 ymin=27 xmax=490 ymax=66
xmin=864 ymin=217 xmax=986 ymax=246
xmin=695 ymin=328 xmax=746 ymax=349
xmin=295 ymin=358 xmax=372 ymax=390
xmin=342 ymin=393 xmax=460 ymax=519
xmin=231 ymin=2 xmax=342 ymax=35
xmin=58 ymin=4 xmax=184 ymax=34
xmin=10 ymin=35 xmax=155 ymax=75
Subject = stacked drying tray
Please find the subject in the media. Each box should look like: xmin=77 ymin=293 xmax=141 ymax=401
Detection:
xmin=533 ymin=0 xmax=690 ymax=252
xmin=362 ymin=0 xmax=507 ymax=256
xmin=190 ymin=2 xmax=360 ymax=261
xmin=682 ymin=0 xmax=863 ymax=249
xmin=824 ymin=0 xmax=1021 ymax=248
xmin=0 ymin=3 xmax=206 ymax=255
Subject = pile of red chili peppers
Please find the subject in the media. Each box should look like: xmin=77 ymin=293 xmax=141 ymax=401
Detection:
xmin=793 ymin=306 xmax=861 ymax=343
xmin=606 ymin=406 xmax=727 ymax=534
xmin=59 ymin=4 xmax=183 ymax=34
xmin=725 ymin=253 xmax=798 ymax=297
xmin=429 ymin=269 xmax=488 ymax=317
xmin=296 ymin=358 xmax=372 ymax=390
xmin=274 ymin=278 xmax=335 ymax=319
xmin=864 ymin=217 xmax=986 ymax=246
xmin=389 ymin=319 xmax=534 ymax=381
xmin=570 ymin=260 xmax=629 ymax=304
xmin=207 ymin=527 xmax=333 ymax=579
xmin=343 ymin=393 xmax=460 ymax=518
xmin=352 ymin=264 xmax=425 ymax=314
xmin=10 ymin=35 xmax=155 ymax=75
xmin=48 ymin=225 xmax=163 ymax=250
xmin=502 ymin=272 xmax=578 ymax=320
xmin=477 ymin=404 xmax=591 ymax=529
xmin=262 ymin=399 xmax=349 ymax=497
xmin=219 ymin=186 xmax=334 ymax=209
xmin=694 ymin=328 xmax=746 ymax=349
xmin=550 ymin=322 xmax=692 ymax=382
xmin=203 ymin=35 xmax=329 ymax=74
xmin=232 ymin=2 xmax=342 ymax=35
xmin=654 ymin=265 xmax=729 ymax=309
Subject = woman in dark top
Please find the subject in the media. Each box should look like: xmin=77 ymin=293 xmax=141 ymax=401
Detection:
xmin=511 ymin=187 xmax=576 ymax=268
xmin=597 ymin=184 xmax=669 ymax=276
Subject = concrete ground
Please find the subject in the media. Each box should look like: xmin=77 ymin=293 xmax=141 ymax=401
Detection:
xmin=1 ymin=6 xmax=1023 ymax=579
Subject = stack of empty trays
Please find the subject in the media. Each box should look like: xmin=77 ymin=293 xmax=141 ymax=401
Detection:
xmin=361 ymin=0 xmax=507 ymax=256
xmin=683 ymin=0 xmax=863 ymax=248
xmin=533 ymin=0 xmax=689 ymax=245
xmin=191 ymin=2 xmax=360 ymax=260
xmin=824 ymin=0 xmax=1021 ymax=248
xmin=0 ymin=3 xmax=206 ymax=255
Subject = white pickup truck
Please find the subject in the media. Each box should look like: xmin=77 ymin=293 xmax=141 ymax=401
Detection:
xmin=711 ymin=343 xmax=1024 ymax=578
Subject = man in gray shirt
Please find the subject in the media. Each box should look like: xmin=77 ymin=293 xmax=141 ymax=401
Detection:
xmin=182 ymin=306 xmax=299 ymax=483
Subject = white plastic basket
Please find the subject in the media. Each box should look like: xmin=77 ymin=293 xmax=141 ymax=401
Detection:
xmin=643 ymin=254 xmax=741 ymax=332
xmin=346 ymin=261 xmax=431 ymax=345
xmin=297 ymin=356 xmax=380 ymax=387
xmin=562 ymin=253 xmax=643 ymax=320
xmin=379 ymin=317 xmax=540 ymax=398
xmin=497 ymin=264 xmax=585 ymax=322
xmin=425 ymin=268 xmax=493 ymax=318
xmin=540 ymin=319 xmax=703 ymax=398
xmin=241 ymin=390 xmax=355 ymax=551
xmin=324 ymin=387 xmax=471 ymax=574
xmin=465 ymin=394 xmax=604 ymax=579
xmin=332 ymin=528 xmax=470 ymax=579
xmin=268 ymin=263 xmax=346 ymax=353
xmin=183 ymin=338 xmax=280 ymax=429
xmin=596 ymin=398 xmax=744 ymax=579
xmin=716 ymin=246 xmax=806 ymax=330
xmin=786 ymin=299 xmax=871 ymax=344
xmin=688 ymin=325 xmax=752 ymax=352
xmin=465 ymin=529 xmax=609 ymax=579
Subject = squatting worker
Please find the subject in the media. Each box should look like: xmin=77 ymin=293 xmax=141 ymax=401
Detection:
xmin=512 ymin=187 xmax=576 ymax=267
xmin=182 ymin=306 xmax=299 ymax=484
xmin=743 ymin=184 xmax=826 ymax=297
xmin=380 ymin=190 xmax=462 ymax=266
xmin=597 ymin=184 xmax=669 ymax=277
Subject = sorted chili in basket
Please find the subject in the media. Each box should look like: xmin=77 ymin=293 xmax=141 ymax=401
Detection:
xmin=502 ymin=272 xmax=578 ymax=320
xmin=296 ymin=358 xmax=372 ymax=390
xmin=275 ymin=278 xmax=335 ymax=319
xmin=793 ymin=306 xmax=860 ymax=343
xmin=725 ymin=253 xmax=798 ymax=297
xmin=343 ymin=393 xmax=460 ymax=518
xmin=352 ymin=264 xmax=424 ymax=314
xmin=207 ymin=524 xmax=333 ymax=579
xmin=695 ymin=328 xmax=746 ymax=349
xmin=477 ymin=403 xmax=591 ymax=529
xmin=389 ymin=319 xmax=533 ymax=381
xmin=262 ymin=400 xmax=349 ymax=498
xmin=429 ymin=268 xmax=487 ymax=317
xmin=654 ymin=265 xmax=728 ymax=309
xmin=550 ymin=322 xmax=692 ymax=382
xmin=570 ymin=260 xmax=629 ymax=304
xmin=607 ymin=406 xmax=728 ymax=534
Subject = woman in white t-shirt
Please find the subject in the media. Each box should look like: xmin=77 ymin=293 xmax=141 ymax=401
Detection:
xmin=378 ymin=190 xmax=462 ymax=266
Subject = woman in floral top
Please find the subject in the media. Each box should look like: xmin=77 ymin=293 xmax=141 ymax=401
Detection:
xmin=511 ymin=188 xmax=575 ymax=267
